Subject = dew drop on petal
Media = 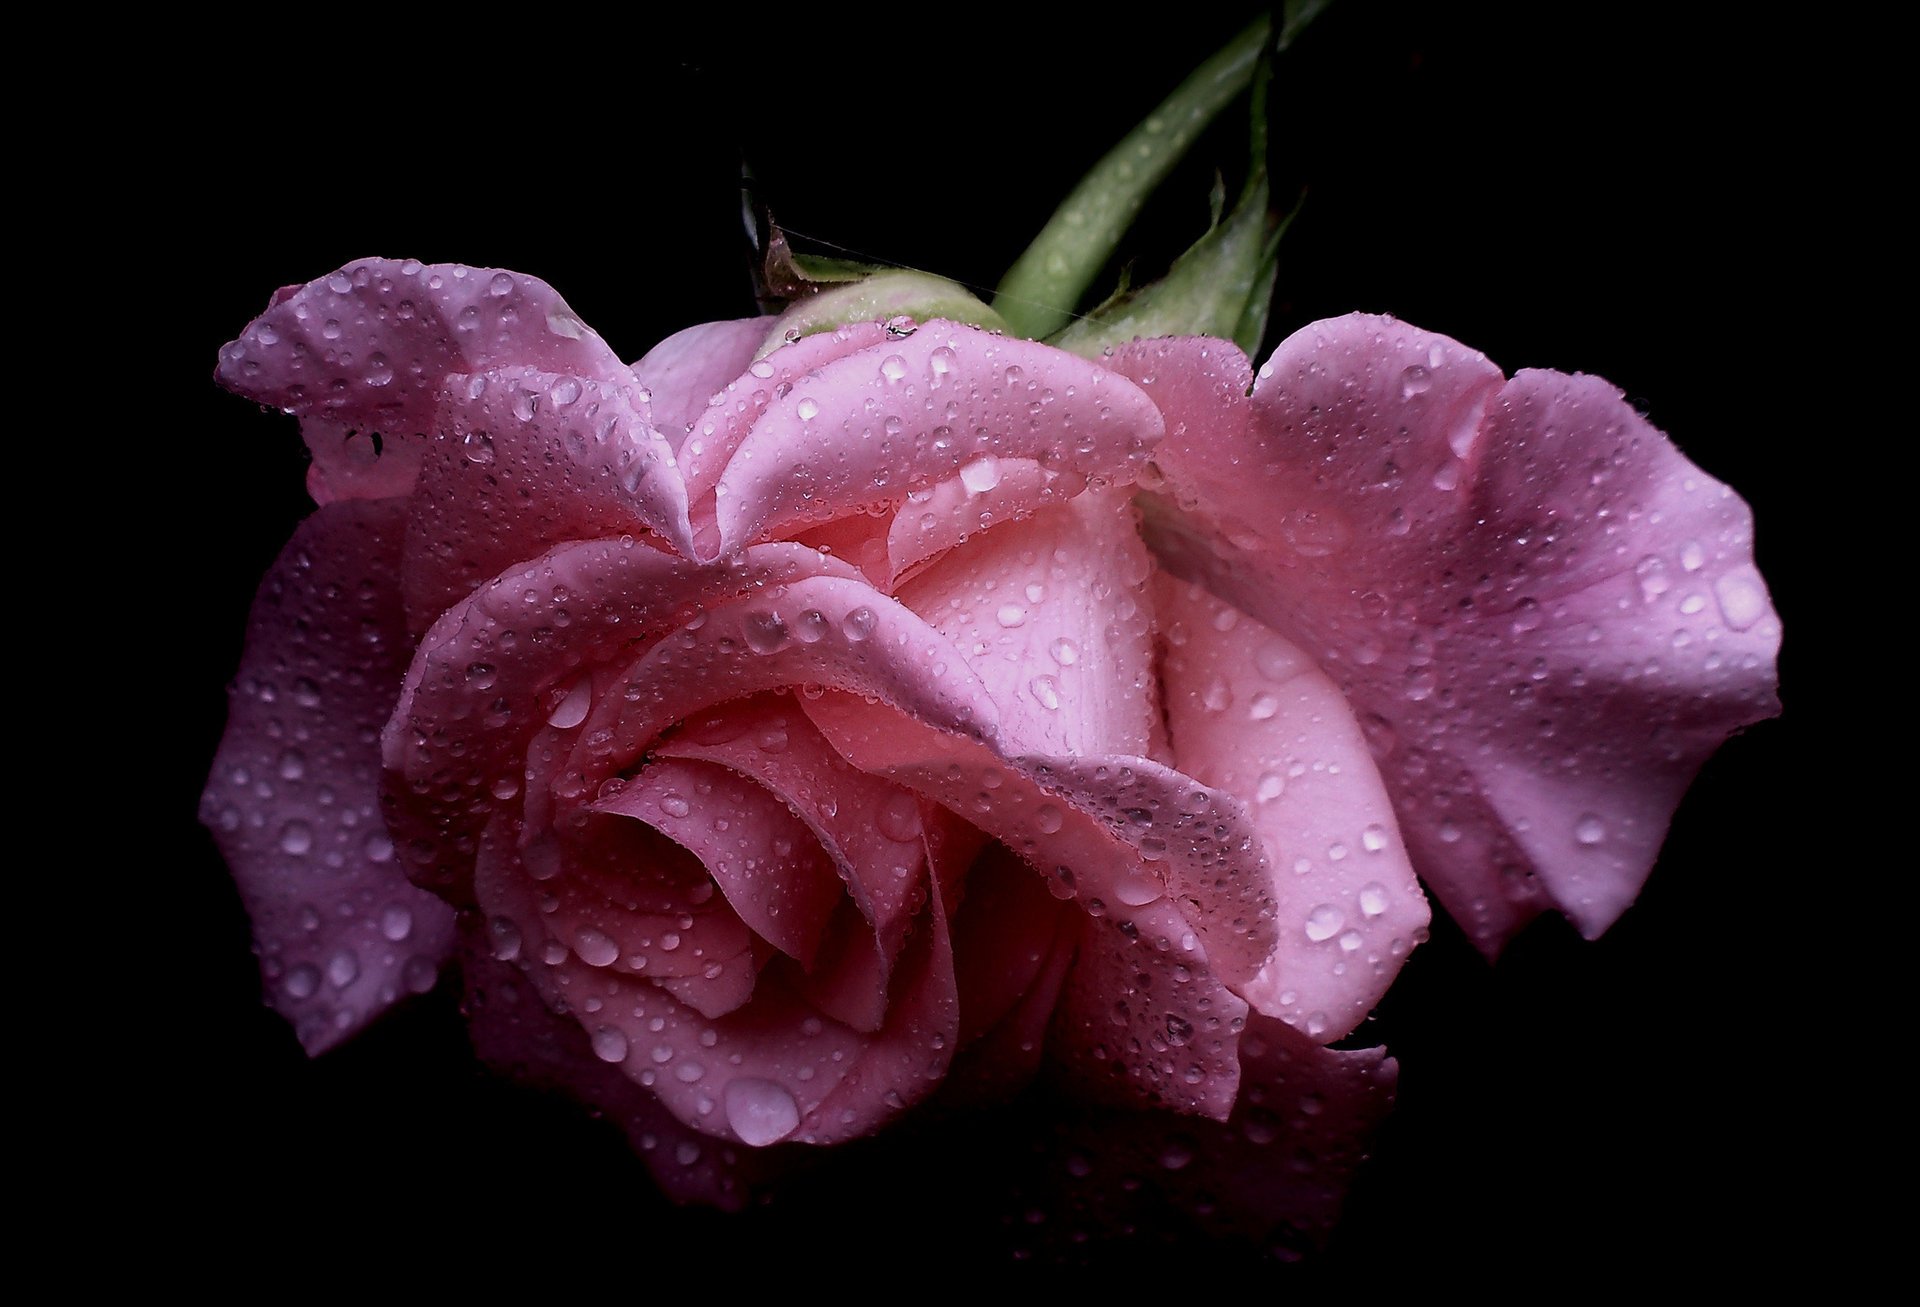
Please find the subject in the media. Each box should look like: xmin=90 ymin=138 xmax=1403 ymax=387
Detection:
xmin=877 ymin=792 xmax=923 ymax=842
xmin=724 ymin=1078 xmax=800 ymax=1146
xmin=574 ymin=928 xmax=620 ymax=968
xmin=591 ymin=1027 xmax=630 ymax=1064
xmin=1574 ymin=813 xmax=1606 ymax=846
xmin=1305 ymin=904 xmax=1345 ymax=943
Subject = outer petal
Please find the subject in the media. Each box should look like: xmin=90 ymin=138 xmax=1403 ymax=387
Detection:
xmin=1115 ymin=321 xmax=1780 ymax=952
xmin=1156 ymin=574 xmax=1429 ymax=1042
xmin=200 ymin=499 xmax=455 ymax=1052
xmin=401 ymin=366 xmax=693 ymax=628
xmin=711 ymin=320 xmax=1164 ymax=554
xmin=215 ymin=259 xmax=630 ymax=503
xmin=630 ymin=316 xmax=769 ymax=451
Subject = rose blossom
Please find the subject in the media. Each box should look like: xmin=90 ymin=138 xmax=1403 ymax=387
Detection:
xmin=203 ymin=257 xmax=1777 ymax=1205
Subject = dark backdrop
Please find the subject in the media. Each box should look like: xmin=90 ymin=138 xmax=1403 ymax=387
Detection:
xmin=139 ymin=2 xmax=1819 ymax=1279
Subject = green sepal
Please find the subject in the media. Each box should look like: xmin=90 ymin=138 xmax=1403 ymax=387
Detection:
xmin=753 ymin=270 xmax=1009 ymax=360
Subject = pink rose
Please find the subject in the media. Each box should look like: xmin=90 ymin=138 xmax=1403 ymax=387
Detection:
xmin=203 ymin=258 xmax=1777 ymax=1212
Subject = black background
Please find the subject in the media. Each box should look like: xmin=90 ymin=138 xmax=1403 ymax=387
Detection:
xmin=132 ymin=1 xmax=1830 ymax=1281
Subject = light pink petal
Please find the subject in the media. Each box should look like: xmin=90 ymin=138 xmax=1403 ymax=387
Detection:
xmin=215 ymin=259 xmax=630 ymax=504
xmin=477 ymin=812 xmax=958 ymax=1147
xmin=801 ymin=692 xmax=1281 ymax=1000
xmin=400 ymin=366 xmax=693 ymax=627
xmin=564 ymin=575 xmax=1002 ymax=804
xmin=791 ymin=515 xmax=893 ymax=588
xmin=1048 ymin=900 xmax=1249 ymax=1121
xmin=1156 ymin=574 xmax=1429 ymax=1042
xmin=883 ymin=457 xmax=1055 ymax=585
xmin=630 ymin=316 xmax=769 ymax=452
xmin=1117 ymin=319 xmax=1781 ymax=952
xmin=656 ymin=696 xmax=930 ymax=963
xmin=200 ymin=499 xmax=455 ymax=1052
xmin=594 ymin=753 xmax=841 ymax=969
xmin=680 ymin=321 xmax=894 ymax=503
xmin=712 ymin=320 xmax=1164 ymax=554
xmin=381 ymin=539 xmax=861 ymax=900
xmin=784 ymin=903 xmax=891 ymax=1034
xmin=895 ymin=492 xmax=1157 ymax=758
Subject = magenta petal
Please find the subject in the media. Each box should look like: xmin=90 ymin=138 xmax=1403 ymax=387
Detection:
xmin=1156 ymin=574 xmax=1429 ymax=1042
xmin=401 ymin=366 xmax=693 ymax=628
xmin=214 ymin=259 xmax=630 ymax=503
xmin=200 ymin=499 xmax=455 ymax=1052
xmin=631 ymin=317 xmax=770 ymax=453
xmin=1120 ymin=319 xmax=1781 ymax=952
xmin=711 ymin=321 xmax=1164 ymax=553
xmin=596 ymin=751 xmax=841 ymax=968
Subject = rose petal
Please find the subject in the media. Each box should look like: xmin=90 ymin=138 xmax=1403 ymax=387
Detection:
xmin=566 ymin=575 xmax=1002 ymax=804
xmin=895 ymin=492 xmax=1156 ymax=758
xmin=1155 ymin=574 xmax=1429 ymax=1042
xmin=595 ymin=751 xmax=842 ymax=968
xmin=1116 ymin=320 xmax=1780 ymax=952
xmin=711 ymin=320 xmax=1164 ymax=554
xmin=400 ymin=366 xmax=694 ymax=628
xmin=478 ymin=812 xmax=958 ymax=1146
xmin=200 ymin=499 xmax=455 ymax=1052
xmin=630 ymin=317 xmax=769 ymax=452
xmin=654 ymin=696 xmax=930 ymax=964
xmin=801 ymin=693 xmax=1281 ymax=1001
xmin=883 ymin=456 xmax=1055 ymax=585
xmin=680 ymin=321 xmax=894 ymax=504
xmin=463 ymin=946 xmax=785 ymax=1209
xmin=215 ymin=259 xmax=630 ymax=503
xmin=382 ymin=539 xmax=862 ymax=899
xmin=1048 ymin=899 xmax=1248 ymax=1120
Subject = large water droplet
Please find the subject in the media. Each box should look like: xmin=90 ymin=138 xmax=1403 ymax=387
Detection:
xmin=574 ymin=927 xmax=620 ymax=967
xmin=841 ymin=607 xmax=876 ymax=641
xmin=724 ymin=1078 xmax=800 ymax=1146
xmin=1358 ymin=882 xmax=1390 ymax=918
xmin=1573 ymin=813 xmax=1606 ymax=846
xmin=279 ymin=820 xmax=314 ymax=856
xmin=877 ymin=792 xmax=923 ymax=842
xmin=591 ymin=1026 xmax=630 ymax=1063
xmin=959 ymin=454 xmax=1002 ymax=494
xmin=1305 ymin=904 xmax=1345 ymax=942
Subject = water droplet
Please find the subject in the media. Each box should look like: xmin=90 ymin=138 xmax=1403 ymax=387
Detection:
xmin=1362 ymin=824 xmax=1389 ymax=853
xmin=841 ymin=607 xmax=876 ymax=641
xmin=591 ymin=1026 xmax=630 ymax=1063
xmin=1681 ymin=540 xmax=1707 ymax=572
xmin=1253 ymin=641 xmax=1298 ymax=680
xmin=283 ymin=964 xmax=320 ymax=999
xmin=1029 ymin=675 xmax=1061 ymax=710
xmin=574 ymin=927 xmax=620 ymax=967
xmin=659 ymin=792 xmax=692 ymax=819
xmin=1248 ymin=692 xmax=1278 ymax=721
xmin=879 ymin=354 xmax=909 ymax=383
xmin=724 ymin=1078 xmax=800 ymax=1146
xmin=793 ymin=609 xmax=830 ymax=643
xmin=488 ymin=272 xmax=515 ymax=297
xmin=548 ymin=377 xmax=582 ymax=406
xmin=1713 ymin=570 xmax=1768 ymax=630
xmin=1574 ymin=813 xmax=1606 ymax=846
xmin=1035 ymin=804 xmax=1064 ymax=835
xmin=795 ymin=397 xmax=820 ymax=421
xmin=380 ymin=904 xmax=414 ymax=942
xmin=1399 ymin=364 xmax=1433 ymax=398
xmin=488 ymin=915 xmax=522 ymax=961
xmin=465 ymin=661 xmax=498 ymax=689
xmin=278 ymin=821 xmax=313 ymax=855
xmin=928 ymin=346 xmax=957 ymax=377
xmin=877 ymin=792 xmax=922 ymax=842
xmin=363 ymin=830 xmax=394 ymax=863
xmin=743 ymin=611 xmax=791 ymax=654
xmin=1255 ymin=772 xmax=1285 ymax=803
xmin=996 ymin=604 xmax=1026 ymax=628
xmin=547 ymin=676 xmax=592 ymax=729
xmin=1115 ymin=872 xmax=1163 ymax=906
xmin=1358 ymin=882 xmax=1389 ymax=917
xmin=959 ymin=454 xmax=1002 ymax=494
xmin=326 ymin=949 xmax=360 ymax=988
xmin=1050 ymin=637 xmax=1079 ymax=666
xmin=1305 ymin=904 xmax=1345 ymax=942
